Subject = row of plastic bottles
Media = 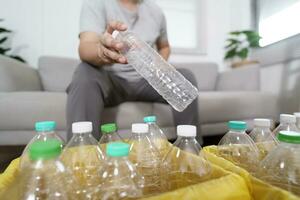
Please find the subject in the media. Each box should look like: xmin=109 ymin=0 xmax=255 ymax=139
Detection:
xmin=19 ymin=116 xmax=211 ymax=199
xmin=217 ymin=113 xmax=300 ymax=196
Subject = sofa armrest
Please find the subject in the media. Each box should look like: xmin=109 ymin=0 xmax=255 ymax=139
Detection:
xmin=216 ymin=64 xmax=260 ymax=91
xmin=0 ymin=55 xmax=42 ymax=92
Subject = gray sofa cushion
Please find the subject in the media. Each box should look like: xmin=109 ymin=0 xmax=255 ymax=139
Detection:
xmin=0 ymin=55 xmax=42 ymax=92
xmin=172 ymin=62 xmax=218 ymax=91
xmin=38 ymin=56 xmax=79 ymax=92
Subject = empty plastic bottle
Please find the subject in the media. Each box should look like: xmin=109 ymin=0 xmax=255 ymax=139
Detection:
xmin=20 ymin=139 xmax=78 ymax=199
xmin=259 ymin=131 xmax=300 ymax=196
xmin=99 ymin=142 xmax=144 ymax=200
xmin=20 ymin=121 xmax=64 ymax=169
xmin=99 ymin=123 xmax=124 ymax=154
xmin=60 ymin=121 xmax=105 ymax=199
xmin=162 ymin=125 xmax=211 ymax=191
xmin=112 ymin=31 xmax=198 ymax=112
xmin=249 ymin=119 xmax=278 ymax=160
xmin=273 ymin=114 xmax=299 ymax=136
xmin=129 ymin=123 xmax=162 ymax=196
xmin=143 ymin=116 xmax=169 ymax=158
xmin=294 ymin=112 xmax=300 ymax=129
xmin=218 ymin=121 xmax=259 ymax=173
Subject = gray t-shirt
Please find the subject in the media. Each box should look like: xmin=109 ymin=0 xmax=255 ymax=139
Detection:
xmin=80 ymin=0 xmax=168 ymax=81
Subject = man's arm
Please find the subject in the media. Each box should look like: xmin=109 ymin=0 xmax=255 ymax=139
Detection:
xmin=157 ymin=40 xmax=171 ymax=61
xmin=79 ymin=21 xmax=128 ymax=67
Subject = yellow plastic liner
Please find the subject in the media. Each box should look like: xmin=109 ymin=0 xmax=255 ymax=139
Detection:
xmin=204 ymin=145 xmax=300 ymax=200
xmin=0 ymin=143 xmax=258 ymax=200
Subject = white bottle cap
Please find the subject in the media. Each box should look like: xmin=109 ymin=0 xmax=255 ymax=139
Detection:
xmin=112 ymin=30 xmax=120 ymax=39
xmin=254 ymin=118 xmax=271 ymax=127
xmin=72 ymin=121 xmax=93 ymax=134
xmin=280 ymin=114 xmax=296 ymax=123
xmin=177 ymin=125 xmax=196 ymax=137
xmin=132 ymin=123 xmax=149 ymax=134
xmin=294 ymin=112 xmax=300 ymax=118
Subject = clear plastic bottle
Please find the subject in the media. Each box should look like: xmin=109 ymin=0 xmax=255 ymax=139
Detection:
xmin=60 ymin=121 xmax=105 ymax=199
xmin=259 ymin=131 xmax=300 ymax=196
xmin=99 ymin=142 xmax=144 ymax=200
xmin=112 ymin=31 xmax=198 ymax=112
xmin=20 ymin=121 xmax=64 ymax=169
xmin=20 ymin=139 xmax=78 ymax=199
xmin=218 ymin=121 xmax=259 ymax=173
xmin=294 ymin=112 xmax=300 ymax=129
xmin=249 ymin=118 xmax=278 ymax=160
xmin=273 ymin=114 xmax=299 ymax=136
xmin=129 ymin=123 xmax=162 ymax=196
xmin=99 ymin=123 xmax=124 ymax=154
xmin=162 ymin=125 xmax=211 ymax=191
xmin=143 ymin=115 xmax=169 ymax=158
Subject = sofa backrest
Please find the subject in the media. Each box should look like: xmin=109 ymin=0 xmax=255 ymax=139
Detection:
xmin=0 ymin=55 xmax=42 ymax=92
xmin=38 ymin=56 xmax=80 ymax=92
xmin=172 ymin=62 xmax=219 ymax=91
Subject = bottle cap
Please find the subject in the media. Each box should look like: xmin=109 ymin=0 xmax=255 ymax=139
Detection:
xmin=294 ymin=112 xmax=300 ymax=118
xmin=72 ymin=121 xmax=93 ymax=134
xmin=112 ymin=31 xmax=120 ymax=39
xmin=277 ymin=131 xmax=300 ymax=144
xmin=132 ymin=123 xmax=149 ymax=134
xmin=177 ymin=125 xmax=196 ymax=137
xmin=228 ymin=121 xmax=247 ymax=131
xmin=254 ymin=118 xmax=271 ymax=127
xmin=143 ymin=116 xmax=157 ymax=123
xmin=35 ymin=121 xmax=56 ymax=132
xmin=101 ymin=123 xmax=117 ymax=134
xmin=29 ymin=139 xmax=62 ymax=161
xmin=280 ymin=114 xmax=296 ymax=123
xmin=106 ymin=142 xmax=130 ymax=157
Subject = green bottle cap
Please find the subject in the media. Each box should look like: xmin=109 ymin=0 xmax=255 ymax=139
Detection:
xmin=228 ymin=121 xmax=247 ymax=131
xmin=143 ymin=116 xmax=157 ymax=123
xmin=29 ymin=139 xmax=62 ymax=161
xmin=101 ymin=123 xmax=117 ymax=134
xmin=106 ymin=142 xmax=129 ymax=157
xmin=277 ymin=131 xmax=300 ymax=144
xmin=35 ymin=121 xmax=56 ymax=132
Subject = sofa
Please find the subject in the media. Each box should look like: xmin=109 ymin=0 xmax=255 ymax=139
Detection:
xmin=0 ymin=55 xmax=279 ymax=145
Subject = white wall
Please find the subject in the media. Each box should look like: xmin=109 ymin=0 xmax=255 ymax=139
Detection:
xmin=0 ymin=0 xmax=251 ymax=70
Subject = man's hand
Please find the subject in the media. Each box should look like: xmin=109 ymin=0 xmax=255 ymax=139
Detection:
xmin=79 ymin=21 xmax=128 ymax=67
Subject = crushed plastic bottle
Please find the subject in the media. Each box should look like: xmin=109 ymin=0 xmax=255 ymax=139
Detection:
xmin=99 ymin=142 xmax=144 ymax=200
xmin=20 ymin=121 xmax=64 ymax=169
xmin=259 ymin=131 xmax=300 ymax=196
xmin=99 ymin=123 xmax=124 ymax=154
xmin=129 ymin=123 xmax=162 ymax=196
xmin=143 ymin=115 xmax=169 ymax=158
xmin=273 ymin=114 xmax=299 ymax=136
xmin=112 ymin=31 xmax=199 ymax=112
xmin=162 ymin=125 xmax=211 ymax=191
xmin=218 ymin=121 xmax=259 ymax=173
xmin=249 ymin=118 xmax=278 ymax=160
xmin=60 ymin=121 xmax=105 ymax=199
xmin=20 ymin=139 xmax=80 ymax=199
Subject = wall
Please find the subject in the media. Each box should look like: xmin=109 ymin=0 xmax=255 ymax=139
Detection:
xmin=0 ymin=0 xmax=252 ymax=70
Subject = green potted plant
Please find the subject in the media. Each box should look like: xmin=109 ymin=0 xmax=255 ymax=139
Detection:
xmin=0 ymin=19 xmax=25 ymax=63
xmin=224 ymin=30 xmax=261 ymax=68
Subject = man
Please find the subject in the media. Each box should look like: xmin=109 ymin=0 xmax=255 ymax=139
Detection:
xmin=67 ymin=0 xmax=200 ymax=142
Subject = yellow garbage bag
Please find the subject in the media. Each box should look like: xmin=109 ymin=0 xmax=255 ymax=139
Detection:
xmin=1 ymin=143 xmax=252 ymax=200
xmin=204 ymin=145 xmax=300 ymax=200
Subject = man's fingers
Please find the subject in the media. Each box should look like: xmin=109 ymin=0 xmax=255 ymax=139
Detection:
xmin=106 ymin=21 xmax=127 ymax=34
xmin=100 ymin=34 xmax=124 ymax=50
xmin=103 ymin=48 xmax=127 ymax=64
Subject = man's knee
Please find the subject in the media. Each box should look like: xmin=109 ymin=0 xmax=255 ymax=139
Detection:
xmin=177 ymin=68 xmax=198 ymax=88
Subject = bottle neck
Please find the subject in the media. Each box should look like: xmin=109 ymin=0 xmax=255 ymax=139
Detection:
xmin=230 ymin=129 xmax=246 ymax=134
xmin=37 ymin=130 xmax=55 ymax=135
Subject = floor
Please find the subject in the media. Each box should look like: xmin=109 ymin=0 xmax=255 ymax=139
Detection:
xmin=0 ymin=135 xmax=223 ymax=173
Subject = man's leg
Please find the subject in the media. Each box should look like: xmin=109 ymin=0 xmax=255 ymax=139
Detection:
xmin=66 ymin=62 xmax=125 ymax=140
xmin=134 ymin=68 xmax=201 ymax=143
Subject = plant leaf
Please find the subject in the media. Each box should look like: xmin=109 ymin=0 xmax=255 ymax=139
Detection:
xmin=229 ymin=31 xmax=241 ymax=35
xmin=0 ymin=47 xmax=11 ymax=54
xmin=224 ymin=48 xmax=237 ymax=60
xmin=0 ymin=37 xmax=8 ymax=44
xmin=9 ymin=55 xmax=26 ymax=63
xmin=237 ymin=48 xmax=248 ymax=60
xmin=0 ymin=28 xmax=11 ymax=33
